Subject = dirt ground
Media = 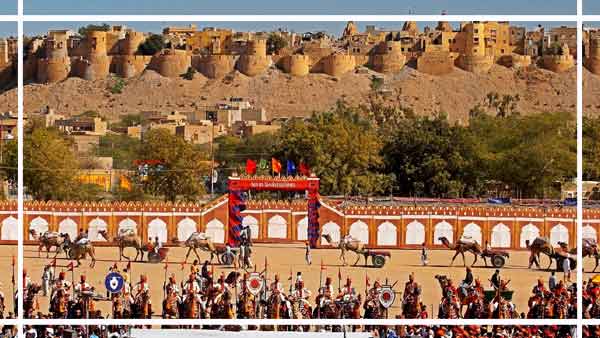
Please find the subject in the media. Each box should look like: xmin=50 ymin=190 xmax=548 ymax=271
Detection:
xmin=0 ymin=245 xmax=18 ymax=317
xmin=24 ymin=244 xmax=571 ymax=319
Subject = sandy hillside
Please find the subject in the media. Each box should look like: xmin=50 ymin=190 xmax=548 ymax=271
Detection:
xmin=12 ymin=64 xmax=576 ymax=123
xmin=584 ymin=68 xmax=600 ymax=115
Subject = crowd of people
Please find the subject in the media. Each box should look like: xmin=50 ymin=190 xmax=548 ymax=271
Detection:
xmin=20 ymin=326 xmax=576 ymax=338
xmin=21 ymin=257 xmax=576 ymax=320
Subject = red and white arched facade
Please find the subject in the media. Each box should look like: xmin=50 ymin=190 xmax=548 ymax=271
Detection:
xmin=15 ymin=198 xmax=577 ymax=250
xmin=582 ymin=209 xmax=600 ymax=243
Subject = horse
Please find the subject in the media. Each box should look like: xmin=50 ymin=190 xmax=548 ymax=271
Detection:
xmin=162 ymin=292 xmax=180 ymax=319
xmin=132 ymin=290 xmax=152 ymax=319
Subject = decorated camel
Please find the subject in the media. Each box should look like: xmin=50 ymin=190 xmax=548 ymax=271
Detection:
xmin=59 ymin=233 xmax=97 ymax=267
xmin=438 ymin=236 xmax=482 ymax=267
xmin=528 ymin=237 xmax=576 ymax=271
xmin=98 ymin=229 xmax=148 ymax=261
xmin=321 ymin=233 xmax=368 ymax=266
xmin=583 ymin=238 xmax=600 ymax=272
xmin=29 ymin=229 xmax=67 ymax=258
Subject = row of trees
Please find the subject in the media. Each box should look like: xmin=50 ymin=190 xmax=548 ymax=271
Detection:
xmin=10 ymin=103 xmax=576 ymax=202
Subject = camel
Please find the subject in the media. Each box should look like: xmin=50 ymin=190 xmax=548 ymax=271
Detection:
xmin=583 ymin=238 xmax=600 ymax=272
xmin=60 ymin=233 xmax=96 ymax=268
xmin=528 ymin=237 xmax=575 ymax=270
xmin=438 ymin=236 xmax=482 ymax=267
xmin=29 ymin=229 xmax=67 ymax=258
xmin=321 ymin=233 xmax=367 ymax=266
xmin=98 ymin=229 xmax=147 ymax=261
xmin=174 ymin=232 xmax=218 ymax=263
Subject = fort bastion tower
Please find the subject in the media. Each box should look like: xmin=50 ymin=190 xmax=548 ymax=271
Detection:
xmin=37 ymin=32 xmax=71 ymax=83
xmin=74 ymin=30 xmax=111 ymax=81
xmin=115 ymin=31 xmax=146 ymax=78
xmin=236 ymin=39 xmax=271 ymax=76
xmin=456 ymin=22 xmax=494 ymax=74
xmin=196 ymin=38 xmax=236 ymax=79
xmin=370 ymin=41 xmax=406 ymax=73
xmin=585 ymin=36 xmax=600 ymax=75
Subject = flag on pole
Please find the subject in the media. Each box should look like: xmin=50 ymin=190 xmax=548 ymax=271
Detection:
xmin=67 ymin=261 xmax=74 ymax=271
xmin=50 ymin=258 xmax=56 ymax=268
xmin=299 ymin=162 xmax=310 ymax=176
xmin=258 ymin=159 xmax=268 ymax=170
xmin=286 ymin=160 xmax=296 ymax=176
xmin=320 ymin=259 xmax=326 ymax=272
xmin=271 ymin=158 xmax=282 ymax=174
xmin=246 ymin=159 xmax=257 ymax=175
xmin=164 ymin=260 xmax=169 ymax=270
xmin=126 ymin=261 xmax=131 ymax=270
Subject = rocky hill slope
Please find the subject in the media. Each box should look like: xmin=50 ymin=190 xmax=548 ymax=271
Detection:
xmin=10 ymin=64 xmax=576 ymax=123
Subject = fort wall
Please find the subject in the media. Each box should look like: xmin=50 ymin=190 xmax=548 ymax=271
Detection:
xmin=370 ymin=41 xmax=406 ymax=73
xmin=455 ymin=54 xmax=494 ymax=74
xmin=148 ymin=49 xmax=191 ymax=77
xmin=417 ymin=48 xmax=454 ymax=75
xmin=585 ymin=37 xmax=600 ymax=75
xmin=322 ymin=53 xmax=356 ymax=77
xmin=236 ymin=39 xmax=270 ymax=76
xmin=541 ymin=54 xmax=575 ymax=73
xmin=195 ymin=54 xmax=237 ymax=79
xmin=280 ymin=54 xmax=311 ymax=76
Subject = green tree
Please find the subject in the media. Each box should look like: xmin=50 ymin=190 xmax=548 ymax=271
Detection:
xmin=266 ymin=34 xmax=288 ymax=54
xmin=95 ymin=134 xmax=142 ymax=169
xmin=137 ymin=129 xmax=208 ymax=202
xmin=584 ymin=116 xmax=600 ymax=181
xmin=22 ymin=128 xmax=81 ymax=200
xmin=274 ymin=103 xmax=391 ymax=195
xmin=78 ymin=23 xmax=110 ymax=37
xmin=138 ymin=34 xmax=166 ymax=56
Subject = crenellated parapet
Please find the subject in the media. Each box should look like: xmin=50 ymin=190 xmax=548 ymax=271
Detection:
xmin=417 ymin=46 xmax=455 ymax=75
xmin=585 ymin=36 xmax=600 ymax=75
xmin=455 ymin=53 xmax=494 ymax=74
xmin=195 ymin=54 xmax=237 ymax=79
xmin=280 ymin=54 xmax=311 ymax=76
xmin=148 ymin=49 xmax=192 ymax=77
xmin=236 ymin=39 xmax=271 ymax=76
xmin=322 ymin=53 xmax=356 ymax=77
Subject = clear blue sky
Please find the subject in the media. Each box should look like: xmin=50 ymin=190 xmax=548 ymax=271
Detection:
xmin=25 ymin=0 xmax=574 ymax=14
xmin=585 ymin=1 xmax=600 ymax=14
xmin=0 ymin=23 xmax=16 ymax=37
xmin=24 ymin=21 xmax=575 ymax=37
xmin=0 ymin=1 xmax=16 ymax=14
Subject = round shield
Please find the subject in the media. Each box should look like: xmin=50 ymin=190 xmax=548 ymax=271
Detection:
xmin=379 ymin=285 xmax=395 ymax=309
xmin=104 ymin=272 xmax=125 ymax=294
xmin=247 ymin=272 xmax=263 ymax=296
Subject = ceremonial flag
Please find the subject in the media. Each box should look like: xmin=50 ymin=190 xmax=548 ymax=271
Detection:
xmin=271 ymin=158 xmax=282 ymax=174
xmin=366 ymin=274 xmax=370 ymax=287
xmin=246 ymin=159 xmax=257 ymax=175
xmin=180 ymin=262 xmax=185 ymax=270
xmin=67 ymin=261 xmax=74 ymax=272
xmin=258 ymin=159 xmax=268 ymax=170
xmin=126 ymin=260 xmax=131 ymax=270
xmin=338 ymin=268 xmax=342 ymax=281
xmin=299 ymin=162 xmax=310 ymax=176
xmin=286 ymin=160 xmax=296 ymax=176
xmin=164 ymin=260 xmax=169 ymax=270
xmin=320 ymin=259 xmax=326 ymax=271
xmin=50 ymin=258 xmax=56 ymax=268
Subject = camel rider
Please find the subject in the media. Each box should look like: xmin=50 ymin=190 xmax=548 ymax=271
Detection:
xmin=444 ymin=279 xmax=458 ymax=298
xmin=183 ymin=273 xmax=201 ymax=296
xmin=74 ymin=275 xmax=93 ymax=300
xmin=338 ymin=278 xmax=357 ymax=301
xmin=532 ymin=279 xmax=547 ymax=296
xmin=292 ymin=279 xmax=312 ymax=307
xmin=553 ymin=280 xmax=568 ymax=297
xmin=459 ymin=267 xmax=474 ymax=298
xmin=75 ymin=228 xmax=89 ymax=246
xmin=473 ymin=279 xmax=484 ymax=297
xmin=368 ymin=280 xmax=382 ymax=300
xmin=191 ymin=260 xmax=201 ymax=282
xmin=166 ymin=275 xmax=181 ymax=301
xmin=51 ymin=271 xmax=72 ymax=301
xmin=22 ymin=269 xmax=32 ymax=301
xmin=135 ymin=275 xmax=151 ymax=304
xmin=319 ymin=277 xmax=335 ymax=308
xmin=270 ymin=274 xmax=286 ymax=300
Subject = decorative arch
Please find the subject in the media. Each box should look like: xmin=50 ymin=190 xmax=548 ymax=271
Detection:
xmin=148 ymin=218 xmax=168 ymax=243
xmin=520 ymin=223 xmax=540 ymax=248
xmin=490 ymin=223 xmax=511 ymax=248
xmin=242 ymin=215 xmax=260 ymax=239
xmin=118 ymin=218 xmax=137 ymax=234
xmin=406 ymin=220 xmax=425 ymax=245
xmin=206 ymin=218 xmax=225 ymax=243
xmin=58 ymin=218 xmax=78 ymax=239
xmin=1 ymin=216 xmax=17 ymax=240
xmin=377 ymin=221 xmax=397 ymax=246
xmin=583 ymin=224 xmax=598 ymax=241
xmin=433 ymin=221 xmax=453 ymax=245
xmin=177 ymin=218 xmax=197 ymax=241
xmin=549 ymin=224 xmax=569 ymax=246
xmin=349 ymin=220 xmax=369 ymax=244
xmin=29 ymin=217 xmax=49 ymax=240
xmin=267 ymin=215 xmax=287 ymax=239
xmin=461 ymin=222 xmax=482 ymax=244
xmin=296 ymin=216 xmax=308 ymax=241
xmin=321 ymin=221 xmax=340 ymax=245
xmin=88 ymin=217 xmax=108 ymax=241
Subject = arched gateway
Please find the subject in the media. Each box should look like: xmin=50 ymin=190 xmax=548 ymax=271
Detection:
xmin=228 ymin=175 xmax=320 ymax=247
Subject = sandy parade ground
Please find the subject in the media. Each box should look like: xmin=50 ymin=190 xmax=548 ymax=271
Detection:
xmin=0 ymin=245 xmax=17 ymax=317
xmin=24 ymin=243 xmax=574 ymax=319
